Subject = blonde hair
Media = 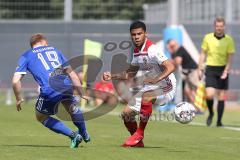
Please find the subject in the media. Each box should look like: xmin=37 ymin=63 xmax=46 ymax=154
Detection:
xmin=214 ymin=17 xmax=225 ymax=25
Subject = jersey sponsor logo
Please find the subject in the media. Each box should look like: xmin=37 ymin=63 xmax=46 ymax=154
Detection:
xmin=49 ymin=68 xmax=65 ymax=77
xmin=142 ymin=57 xmax=153 ymax=71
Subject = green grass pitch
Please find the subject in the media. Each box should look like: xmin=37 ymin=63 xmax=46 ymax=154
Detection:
xmin=0 ymin=102 xmax=240 ymax=160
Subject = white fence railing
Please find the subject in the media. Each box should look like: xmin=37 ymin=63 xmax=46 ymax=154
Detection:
xmin=144 ymin=0 xmax=240 ymax=23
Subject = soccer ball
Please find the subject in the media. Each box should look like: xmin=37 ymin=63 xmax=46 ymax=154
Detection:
xmin=174 ymin=102 xmax=196 ymax=124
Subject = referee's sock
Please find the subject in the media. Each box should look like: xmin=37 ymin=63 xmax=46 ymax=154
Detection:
xmin=217 ymin=100 xmax=225 ymax=124
xmin=206 ymin=99 xmax=214 ymax=116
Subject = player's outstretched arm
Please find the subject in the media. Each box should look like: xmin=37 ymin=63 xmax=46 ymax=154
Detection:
xmin=103 ymin=65 xmax=139 ymax=81
xmin=155 ymin=60 xmax=175 ymax=82
xmin=144 ymin=60 xmax=175 ymax=84
xmin=12 ymin=74 xmax=24 ymax=111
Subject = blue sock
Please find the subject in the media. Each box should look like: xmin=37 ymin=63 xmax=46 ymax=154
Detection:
xmin=71 ymin=107 xmax=87 ymax=136
xmin=42 ymin=117 xmax=74 ymax=138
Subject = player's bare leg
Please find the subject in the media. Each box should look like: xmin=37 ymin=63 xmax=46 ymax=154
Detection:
xmin=121 ymin=107 xmax=138 ymax=135
xmin=94 ymin=98 xmax=104 ymax=106
xmin=121 ymin=106 xmax=138 ymax=147
xmin=124 ymin=90 xmax=157 ymax=147
xmin=94 ymin=90 xmax=104 ymax=106
xmin=184 ymin=84 xmax=195 ymax=103
xmin=35 ymin=110 xmax=49 ymax=123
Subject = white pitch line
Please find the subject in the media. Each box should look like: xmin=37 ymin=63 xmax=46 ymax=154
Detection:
xmin=221 ymin=137 xmax=240 ymax=140
xmin=80 ymin=107 xmax=240 ymax=132
xmin=221 ymin=126 xmax=240 ymax=131
xmin=189 ymin=122 xmax=240 ymax=131
xmin=100 ymin=110 xmax=240 ymax=132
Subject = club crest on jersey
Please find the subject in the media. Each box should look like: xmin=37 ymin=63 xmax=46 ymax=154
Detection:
xmin=142 ymin=57 xmax=151 ymax=70
xmin=143 ymin=57 xmax=147 ymax=66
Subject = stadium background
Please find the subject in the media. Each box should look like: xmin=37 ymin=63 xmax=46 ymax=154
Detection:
xmin=0 ymin=0 xmax=239 ymax=102
xmin=0 ymin=1 xmax=240 ymax=160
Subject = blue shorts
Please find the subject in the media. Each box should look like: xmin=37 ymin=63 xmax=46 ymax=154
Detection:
xmin=35 ymin=94 xmax=78 ymax=115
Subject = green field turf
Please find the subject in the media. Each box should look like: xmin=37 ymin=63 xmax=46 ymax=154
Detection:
xmin=0 ymin=102 xmax=240 ymax=160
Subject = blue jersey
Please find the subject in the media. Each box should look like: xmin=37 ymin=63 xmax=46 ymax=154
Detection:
xmin=15 ymin=46 xmax=72 ymax=98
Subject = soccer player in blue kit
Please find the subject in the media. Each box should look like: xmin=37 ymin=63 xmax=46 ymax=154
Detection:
xmin=12 ymin=33 xmax=90 ymax=148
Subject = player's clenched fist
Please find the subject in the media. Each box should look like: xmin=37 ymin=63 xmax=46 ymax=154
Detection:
xmin=103 ymin=72 xmax=112 ymax=81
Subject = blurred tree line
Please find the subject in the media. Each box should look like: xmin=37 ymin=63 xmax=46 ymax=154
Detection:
xmin=0 ymin=0 xmax=166 ymax=19
xmin=0 ymin=0 xmax=63 ymax=19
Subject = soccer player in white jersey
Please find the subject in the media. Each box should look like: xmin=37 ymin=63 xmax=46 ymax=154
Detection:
xmin=103 ymin=21 xmax=176 ymax=147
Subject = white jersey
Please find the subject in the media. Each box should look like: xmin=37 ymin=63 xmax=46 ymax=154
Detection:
xmin=131 ymin=38 xmax=176 ymax=94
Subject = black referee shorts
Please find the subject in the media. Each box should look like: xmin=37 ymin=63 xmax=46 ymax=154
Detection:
xmin=205 ymin=65 xmax=228 ymax=90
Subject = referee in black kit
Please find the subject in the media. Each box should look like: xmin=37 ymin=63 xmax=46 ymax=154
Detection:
xmin=198 ymin=17 xmax=235 ymax=127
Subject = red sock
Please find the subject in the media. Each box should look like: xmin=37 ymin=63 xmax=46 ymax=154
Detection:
xmin=137 ymin=101 xmax=152 ymax=136
xmin=124 ymin=120 xmax=137 ymax=135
